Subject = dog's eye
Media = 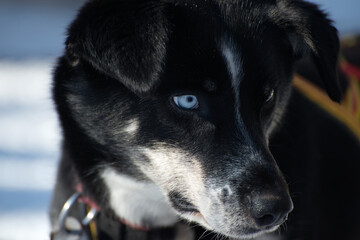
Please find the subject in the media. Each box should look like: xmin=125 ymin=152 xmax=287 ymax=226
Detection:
xmin=264 ymin=88 xmax=275 ymax=103
xmin=173 ymin=95 xmax=199 ymax=110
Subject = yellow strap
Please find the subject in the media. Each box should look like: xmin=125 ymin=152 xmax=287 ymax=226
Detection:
xmin=293 ymin=74 xmax=360 ymax=140
xmin=86 ymin=206 xmax=98 ymax=240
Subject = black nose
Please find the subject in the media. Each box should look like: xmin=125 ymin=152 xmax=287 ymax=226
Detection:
xmin=250 ymin=193 xmax=293 ymax=229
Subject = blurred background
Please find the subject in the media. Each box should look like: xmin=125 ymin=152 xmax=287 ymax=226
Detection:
xmin=0 ymin=0 xmax=359 ymax=239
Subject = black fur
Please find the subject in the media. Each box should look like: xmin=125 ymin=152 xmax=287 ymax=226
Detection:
xmin=50 ymin=0 xmax=360 ymax=239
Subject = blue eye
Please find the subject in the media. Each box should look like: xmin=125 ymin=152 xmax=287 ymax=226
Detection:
xmin=173 ymin=95 xmax=199 ymax=110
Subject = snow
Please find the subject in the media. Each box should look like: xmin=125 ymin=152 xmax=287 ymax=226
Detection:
xmin=0 ymin=59 xmax=59 ymax=240
xmin=0 ymin=60 xmax=60 ymax=155
xmin=0 ymin=158 xmax=56 ymax=191
xmin=0 ymin=211 xmax=51 ymax=240
xmin=0 ymin=0 xmax=359 ymax=239
xmin=0 ymin=1 xmax=84 ymax=238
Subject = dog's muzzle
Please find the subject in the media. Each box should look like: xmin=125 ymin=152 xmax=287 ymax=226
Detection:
xmin=200 ymin=187 xmax=293 ymax=238
xmin=193 ymin=162 xmax=294 ymax=238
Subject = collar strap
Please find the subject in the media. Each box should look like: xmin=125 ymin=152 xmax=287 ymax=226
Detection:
xmin=75 ymin=182 xmax=150 ymax=232
xmin=76 ymin=183 xmax=101 ymax=211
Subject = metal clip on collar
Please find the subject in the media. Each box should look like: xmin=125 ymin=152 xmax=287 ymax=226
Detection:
xmin=58 ymin=192 xmax=98 ymax=235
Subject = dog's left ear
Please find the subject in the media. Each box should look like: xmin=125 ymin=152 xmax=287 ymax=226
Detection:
xmin=272 ymin=0 xmax=341 ymax=102
xmin=64 ymin=0 xmax=169 ymax=96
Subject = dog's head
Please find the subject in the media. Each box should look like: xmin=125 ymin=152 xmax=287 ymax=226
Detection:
xmin=59 ymin=0 xmax=339 ymax=238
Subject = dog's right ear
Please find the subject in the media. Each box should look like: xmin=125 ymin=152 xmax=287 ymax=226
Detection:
xmin=65 ymin=0 xmax=168 ymax=95
xmin=271 ymin=0 xmax=341 ymax=102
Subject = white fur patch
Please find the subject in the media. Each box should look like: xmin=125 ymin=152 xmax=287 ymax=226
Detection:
xmin=101 ymin=167 xmax=178 ymax=228
xmin=222 ymin=43 xmax=240 ymax=85
xmin=222 ymin=41 xmax=241 ymax=121
xmin=221 ymin=40 xmax=251 ymax=142
xmin=139 ymin=147 xmax=205 ymax=197
xmin=137 ymin=146 xmax=210 ymax=224
xmin=123 ymin=118 xmax=139 ymax=134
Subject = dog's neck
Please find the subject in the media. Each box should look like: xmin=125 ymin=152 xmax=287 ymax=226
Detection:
xmin=101 ymin=167 xmax=179 ymax=229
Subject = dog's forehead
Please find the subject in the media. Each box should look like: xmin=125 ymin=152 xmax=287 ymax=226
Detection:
xmin=161 ymin=12 xmax=239 ymax=92
xmin=162 ymin=0 xmax=284 ymax=89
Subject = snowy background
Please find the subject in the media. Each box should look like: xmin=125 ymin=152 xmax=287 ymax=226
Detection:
xmin=0 ymin=0 xmax=359 ymax=239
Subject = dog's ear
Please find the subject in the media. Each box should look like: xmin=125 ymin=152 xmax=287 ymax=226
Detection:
xmin=272 ymin=0 xmax=341 ymax=102
xmin=65 ymin=0 xmax=168 ymax=95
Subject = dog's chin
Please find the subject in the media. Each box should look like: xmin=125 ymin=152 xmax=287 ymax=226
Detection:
xmin=224 ymin=225 xmax=281 ymax=240
xmin=179 ymin=210 xmax=280 ymax=240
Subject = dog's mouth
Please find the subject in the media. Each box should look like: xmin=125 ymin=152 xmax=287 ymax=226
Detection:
xmin=168 ymin=192 xmax=199 ymax=213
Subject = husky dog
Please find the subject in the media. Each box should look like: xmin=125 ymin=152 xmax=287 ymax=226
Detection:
xmin=50 ymin=0 xmax=360 ymax=239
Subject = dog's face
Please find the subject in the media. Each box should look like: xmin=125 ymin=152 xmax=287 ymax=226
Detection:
xmin=57 ymin=0 xmax=340 ymax=238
